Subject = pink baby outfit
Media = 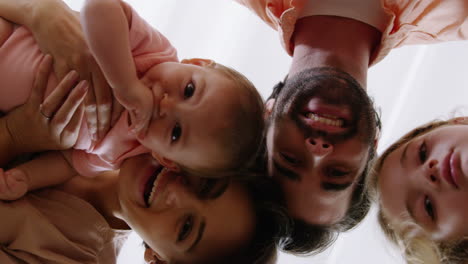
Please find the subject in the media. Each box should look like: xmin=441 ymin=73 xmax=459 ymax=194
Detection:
xmin=0 ymin=189 xmax=130 ymax=264
xmin=0 ymin=3 xmax=178 ymax=176
xmin=235 ymin=0 xmax=468 ymax=65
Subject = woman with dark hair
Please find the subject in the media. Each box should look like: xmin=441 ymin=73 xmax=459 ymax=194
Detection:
xmin=0 ymin=33 xmax=290 ymax=264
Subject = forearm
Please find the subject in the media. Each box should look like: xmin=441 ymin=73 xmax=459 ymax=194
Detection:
xmin=0 ymin=0 xmax=66 ymax=27
xmin=81 ymin=0 xmax=139 ymax=92
xmin=17 ymin=151 xmax=77 ymax=192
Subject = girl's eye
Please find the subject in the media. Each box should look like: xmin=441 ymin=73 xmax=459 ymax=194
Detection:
xmin=171 ymin=123 xmax=182 ymax=142
xmin=424 ymin=196 xmax=435 ymax=220
xmin=419 ymin=141 xmax=427 ymax=163
xmin=328 ymin=168 xmax=349 ymax=178
xmin=280 ymin=152 xmax=299 ymax=165
xmin=184 ymin=82 xmax=195 ymax=99
xmin=178 ymin=215 xmax=194 ymax=242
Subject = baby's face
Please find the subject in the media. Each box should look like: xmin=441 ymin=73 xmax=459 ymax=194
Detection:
xmin=138 ymin=60 xmax=239 ymax=171
xmin=379 ymin=125 xmax=468 ymax=242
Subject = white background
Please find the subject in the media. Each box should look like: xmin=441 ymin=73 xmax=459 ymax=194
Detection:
xmin=60 ymin=0 xmax=468 ymax=263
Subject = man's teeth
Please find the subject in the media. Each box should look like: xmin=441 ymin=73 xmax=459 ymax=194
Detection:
xmin=306 ymin=113 xmax=343 ymax=127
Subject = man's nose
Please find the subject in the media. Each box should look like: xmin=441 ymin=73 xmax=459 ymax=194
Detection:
xmin=306 ymin=137 xmax=333 ymax=157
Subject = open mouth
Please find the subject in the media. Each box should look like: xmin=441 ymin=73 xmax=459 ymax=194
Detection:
xmin=143 ymin=166 xmax=164 ymax=207
xmin=305 ymin=112 xmax=345 ymax=127
xmin=301 ymin=98 xmax=353 ymax=133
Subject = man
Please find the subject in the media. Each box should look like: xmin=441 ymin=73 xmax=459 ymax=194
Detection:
xmin=236 ymin=0 xmax=468 ymax=254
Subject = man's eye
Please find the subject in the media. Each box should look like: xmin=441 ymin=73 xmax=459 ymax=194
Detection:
xmin=178 ymin=215 xmax=194 ymax=242
xmin=184 ymin=82 xmax=195 ymax=99
xmin=280 ymin=152 xmax=299 ymax=165
xmin=328 ymin=168 xmax=348 ymax=178
xmin=171 ymin=123 xmax=182 ymax=142
xmin=419 ymin=141 xmax=427 ymax=163
xmin=424 ymin=196 xmax=435 ymax=220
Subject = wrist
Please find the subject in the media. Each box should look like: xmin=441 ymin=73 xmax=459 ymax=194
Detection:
xmin=0 ymin=116 xmax=22 ymax=157
xmin=4 ymin=112 xmax=32 ymax=155
xmin=29 ymin=0 xmax=69 ymax=31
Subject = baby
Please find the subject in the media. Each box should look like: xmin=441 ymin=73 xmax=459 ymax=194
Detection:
xmin=0 ymin=0 xmax=264 ymax=200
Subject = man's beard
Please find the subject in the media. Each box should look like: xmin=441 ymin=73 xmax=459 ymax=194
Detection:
xmin=272 ymin=67 xmax=377 ymax=146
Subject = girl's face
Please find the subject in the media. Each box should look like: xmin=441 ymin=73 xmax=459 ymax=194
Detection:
xmin=379 ymin=125 xmax=468 ymax=242
xmin=117 ymin=154 xmax=255 ymax=263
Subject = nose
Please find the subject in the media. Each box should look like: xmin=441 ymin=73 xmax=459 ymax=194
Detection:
xmin=306 ymin=137 xmax=333 ymax=157
xmin=164 ymin=175 xmax=199 ymax=208
xmin=158 ymin=93 xmax=174 ymax=118
xmin=424 ymin=159 xmax=440 ymax=187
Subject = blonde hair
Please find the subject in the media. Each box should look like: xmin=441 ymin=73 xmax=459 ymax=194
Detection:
xmin=180 ymin=61 xmax=265 ymax=178
xmin=369 ymin=117 xmax=468 ymax=264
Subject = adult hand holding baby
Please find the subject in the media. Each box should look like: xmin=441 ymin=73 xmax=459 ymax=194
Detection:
xmin=24 ymin=0 xmax=124 ymax=141
xmin=4 ymin=55 xmax=87 ymax=157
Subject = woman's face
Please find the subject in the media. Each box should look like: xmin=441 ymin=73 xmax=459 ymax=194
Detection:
xmin=116 ymin=154 xmax=255 ymax=263
xmin=379 ymin=125 xmax=468 ymax=242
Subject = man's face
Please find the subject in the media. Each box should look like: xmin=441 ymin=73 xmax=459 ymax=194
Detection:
xmin=267 ymin=69 xmax=376 ymax=225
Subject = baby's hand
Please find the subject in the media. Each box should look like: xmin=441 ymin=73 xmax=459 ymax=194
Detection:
xmin=0 ymin=168 xmax=28 ymax=201
xmin=115 ymin=81 xmax=154 ymax=137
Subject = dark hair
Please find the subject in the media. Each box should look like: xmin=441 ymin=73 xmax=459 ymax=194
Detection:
xmin=212 ymin=175 xmax=292 ymax=264
xmin=268 ymin=67 xmax=380 ymax=255
xmin=180 ymin=62 xmax=266 ymax=180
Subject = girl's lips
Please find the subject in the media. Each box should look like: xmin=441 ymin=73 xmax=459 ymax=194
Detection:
xmin=442 ymin=151 xmax=459 ymax=189
xmin=450 ymin=152 xmax=462 ymax=188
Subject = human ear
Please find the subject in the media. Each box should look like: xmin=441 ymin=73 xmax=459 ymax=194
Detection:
xmin=451 ymin=116 xmax=468 ymax=125
xmin=144 ymin=247 xmax=167 ymax=264
xmin=181 ymin=58 xmax=215 ymax=67
xmin=264 ymin=98 xmax=276 ymax=120
xmin=151 ymin=152 xmax=180 ymax=172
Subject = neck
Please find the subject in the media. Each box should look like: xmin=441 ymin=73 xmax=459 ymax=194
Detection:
xmin=289 ymin=15 xmax=381 ymax=88
xmin=61 ymin=171 xmax=129 ymax=230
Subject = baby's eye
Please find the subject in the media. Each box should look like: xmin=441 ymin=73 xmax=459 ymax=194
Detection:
xmin=178 ymin=214 xmax=194 ymax=242
xmin=419 ymin=141 xmax=427 ymax=163
xmin=424 ymin=196 xmax=435 ymax=220
xmin=184 ymin=82 xmax=195 ymax=99
xmin=171 ymin=123 xmax=182 ymax=142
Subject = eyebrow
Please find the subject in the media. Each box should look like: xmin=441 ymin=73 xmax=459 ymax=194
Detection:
xmin=400 ymin=142 xmax=410 ymax=168
xmin=273 ymin=160 xmax=300 ymax=181
xmin=321 ymin=181 xmax=353 ymax=191
xmin=187 ymin=219 xmax=205 ymax=253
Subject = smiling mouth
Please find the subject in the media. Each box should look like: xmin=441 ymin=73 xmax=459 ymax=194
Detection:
xmin=305 ymin=112 xmax=345 ymax=127
xmin=143 ymin=166 xmax=165 ymax=207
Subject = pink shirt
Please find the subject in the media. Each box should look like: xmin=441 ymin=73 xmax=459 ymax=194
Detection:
xmin=0 ymin=4 xmax=178 ymax=176
xmin=0 ymin=189 xmax=129 ymax=264
xmin=235 ymin=0 xmax=468 ymax=65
